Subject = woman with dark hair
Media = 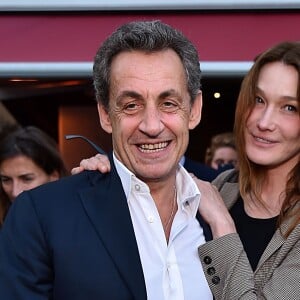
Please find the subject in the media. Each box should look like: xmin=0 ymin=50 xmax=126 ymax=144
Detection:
xmin=0 ymin=126 xmax=68 ymax=226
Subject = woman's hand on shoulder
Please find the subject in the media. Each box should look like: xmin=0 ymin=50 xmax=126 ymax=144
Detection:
xmin=190 ymin=174 xmax=237 ymax=239
xmin=71 ymin=154 xmax=111 ymax=175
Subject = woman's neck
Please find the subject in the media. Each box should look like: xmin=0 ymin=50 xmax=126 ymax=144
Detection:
xmin=244 ymin=165 xmax=289 ymax=218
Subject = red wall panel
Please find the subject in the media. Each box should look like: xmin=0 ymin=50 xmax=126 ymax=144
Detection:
xmin=1 ymin=11 xmax=299 ymax=62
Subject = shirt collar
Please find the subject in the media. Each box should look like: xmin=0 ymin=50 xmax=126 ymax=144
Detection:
xmin=176 ymin=164 xmax=200 ymax=215
xmin=113 ymin=153 xmax=200 ymax=213
xmin=113 ymin=153 xmax=136 ymax=200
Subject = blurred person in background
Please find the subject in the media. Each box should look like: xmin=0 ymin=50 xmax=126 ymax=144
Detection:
xmin=204 ymin=131 xmax=238 ymax=171
xmin=0 ymin=125 xmax=68 ymax=227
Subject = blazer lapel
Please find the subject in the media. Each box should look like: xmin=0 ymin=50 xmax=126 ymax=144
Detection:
xmin=256 ymin=211 xmax=299 ymax=271
xmin=219 ymin=181 xmax=240 ymax=209
xmin=79 ymin=166 xmax=147 ymax=300
xmin=256 ymin=227 xmax=285 ymax=271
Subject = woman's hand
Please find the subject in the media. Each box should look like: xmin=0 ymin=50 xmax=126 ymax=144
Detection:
xmin=71 ymin=154 xmax=111 ymax=175
xmin=191 ymin=174 xmax=236 ymax=239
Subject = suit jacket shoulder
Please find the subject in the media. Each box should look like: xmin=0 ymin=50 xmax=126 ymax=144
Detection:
xmin=212 ymin=169 xmax=239 ymax=209
xmin=184 ymin=157 xmax=219 ymax=182
xmin=0 ymin=160 xmax=147 ymax=300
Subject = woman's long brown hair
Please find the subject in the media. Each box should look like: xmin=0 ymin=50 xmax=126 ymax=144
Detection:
xmin=234 ymin=41 xmax=300 ymax=238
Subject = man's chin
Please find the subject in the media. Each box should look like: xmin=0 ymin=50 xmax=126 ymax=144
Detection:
xmin=136 ymin=167 xmax=175 ymax=182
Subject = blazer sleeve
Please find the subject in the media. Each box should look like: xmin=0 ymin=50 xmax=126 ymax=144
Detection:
xmin=198 ymin=227 xmax=300 ymax=299
xmin=0 ymin=192 xmax=53 ymax=300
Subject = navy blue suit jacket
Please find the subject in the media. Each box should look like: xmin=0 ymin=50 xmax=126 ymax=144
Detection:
xmin=183 ymin=156 xmax=234 ymax=182
xmin=0 ymin=157 xmax=212 ymax=299
xmin=183 ymin=156 xmax=219 ymax=182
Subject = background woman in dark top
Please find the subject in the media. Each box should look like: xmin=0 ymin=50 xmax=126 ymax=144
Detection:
xmin=0 ymin=126 xmax=68 ymax=226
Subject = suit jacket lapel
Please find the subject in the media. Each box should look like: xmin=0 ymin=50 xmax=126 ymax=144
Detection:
xmin=220 ymin=180 xmax=288 ymax=273
xmin=256 ymin=227 xmax=284 ymax=271
xmin=219 ymin=181 xmax=240 ymax=210
xmin=256 ymin=211 xmax=299 ymax=271
xmin=79 ymin=164 xmax=147 ymax=300
xmin=196 ymin=212 xmax=213 ymax=241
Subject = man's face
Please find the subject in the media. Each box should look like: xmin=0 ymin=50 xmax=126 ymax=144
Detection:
xmin=98 ymin=49 xmax=202 ymax=183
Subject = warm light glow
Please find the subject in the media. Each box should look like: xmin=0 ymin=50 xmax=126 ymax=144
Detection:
xmin=214 ymin=92 xmax=221 ymax=99
xmin=10 ymin=78 xmax=38 ymax=82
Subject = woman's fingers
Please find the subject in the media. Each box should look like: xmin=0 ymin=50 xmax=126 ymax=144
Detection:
xmin=71 ymin=154 xmax=111 ymax=174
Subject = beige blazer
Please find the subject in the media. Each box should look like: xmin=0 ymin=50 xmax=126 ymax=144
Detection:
xmin=198 ymin=169 xmax=300 ymax=300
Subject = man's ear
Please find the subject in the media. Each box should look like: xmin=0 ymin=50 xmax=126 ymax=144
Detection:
xmin=188 ymin=91 xmax=202 ymax=130
xmin=97 ymin=103 xmax=113 ymax=134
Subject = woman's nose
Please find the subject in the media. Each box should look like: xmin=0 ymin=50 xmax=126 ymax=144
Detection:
xmin=256 ymin=108 xmax=276 ymax=131
xmin=11 ymin=182 xmax=24 ymax=201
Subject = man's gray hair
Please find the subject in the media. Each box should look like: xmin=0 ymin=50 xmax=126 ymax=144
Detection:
xmin=93 ymin=20 xmax=201 ymax=109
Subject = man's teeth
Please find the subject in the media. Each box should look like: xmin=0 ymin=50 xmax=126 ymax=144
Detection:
xmin=139 ymin=142 xmax=168 ymax=152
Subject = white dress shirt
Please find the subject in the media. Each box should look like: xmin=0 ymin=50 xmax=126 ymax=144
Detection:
xmin=114 ymin=155 xmax=212 ymax=300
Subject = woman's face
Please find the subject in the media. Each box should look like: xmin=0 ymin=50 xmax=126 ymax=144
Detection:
xmin=0 ymin=155 xmax=59 ymax=202
xmin=245 ymin=62 xmax=300 ymax=170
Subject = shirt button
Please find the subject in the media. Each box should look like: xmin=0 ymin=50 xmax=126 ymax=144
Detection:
xmin=212 ymin=276 xmax=220 ymax=285
xmin=135 ymin=184 xmax=140 ymax=191
xmin=148 ymin=216 xmax=154 ymax=223
xmin=203 ymin=256 xmax=212 ymax=265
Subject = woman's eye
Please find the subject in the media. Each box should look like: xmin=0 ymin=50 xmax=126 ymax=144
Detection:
xmin=284 ymin=104 xmax=298 ymax=112
xmin=0 ymin=177 xmax=9 ymax=183
xmin=255 ymin=96 xmax=264 ymax=104
xmin=23 ymin=177 xmax=34 ymax=183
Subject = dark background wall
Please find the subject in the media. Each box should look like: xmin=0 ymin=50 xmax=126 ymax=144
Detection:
xmin=2 ymin=76 xmax=242 ymax=171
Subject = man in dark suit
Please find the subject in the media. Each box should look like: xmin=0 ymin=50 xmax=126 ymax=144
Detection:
xmin=180 ymin=155 xmax=219 ymax=182
xmin=0 ymin=21 xmax=213 ymax=299
xmin=181 ymin=155 xmax=234 ymax=182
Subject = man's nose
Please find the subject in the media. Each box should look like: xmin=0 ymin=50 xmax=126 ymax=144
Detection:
xmin=139 ymin=106 xmax=164 ymax=136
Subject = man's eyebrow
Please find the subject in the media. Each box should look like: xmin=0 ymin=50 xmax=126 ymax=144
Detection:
xmin=116 ymin=91 xmax=143 ymax=103
xmin=116 ymin=89 xmax=181 ymax=103
xmin=159 ymin=89 xmax=181 ymax=99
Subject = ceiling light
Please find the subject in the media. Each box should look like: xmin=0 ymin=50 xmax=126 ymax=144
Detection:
xmin=214 ymin=92 xmax=221 ymax=99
